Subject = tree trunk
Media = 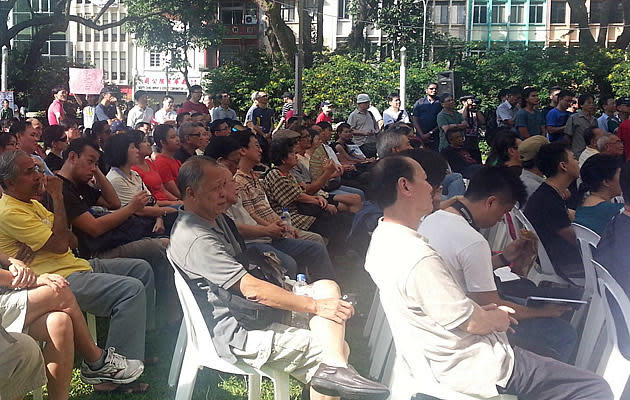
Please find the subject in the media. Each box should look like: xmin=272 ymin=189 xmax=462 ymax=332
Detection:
xmin=566 ymin=0 xmax=596 ymax=47
xmin=24 ymin=21 xmax=67 ymax=73
xmin=256 ymin=0 xmax=297 ymax=67
xmin=597 ymin=0 xmax=612 ymax=46
xmin=614 ymin=0 xmax=630 ymax=49
xmin=315 ymin=0 xmax=324 ymax=52
xmin=346 ymin=0 xmax=368 ymax=52
xmin=302 ymin=9 xmax=313 ymax=67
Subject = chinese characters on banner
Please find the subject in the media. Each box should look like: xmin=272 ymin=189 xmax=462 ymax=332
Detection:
xmin=69 ymin=68 xmax=104 ymax=94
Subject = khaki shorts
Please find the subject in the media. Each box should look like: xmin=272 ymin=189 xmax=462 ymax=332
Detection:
xmin=232 ymin=323 xmax=324 ymax=384
xmin=0 ymin=332 xmax=46 ymax=399
xmin=0 ymin=287 xmax=28 ymax=333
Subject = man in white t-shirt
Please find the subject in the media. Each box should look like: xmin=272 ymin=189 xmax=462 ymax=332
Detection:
xmin=419 ymin=165 xmax=577 ymax=362
xmin=365 ymin=155 xmax=611 ymax=400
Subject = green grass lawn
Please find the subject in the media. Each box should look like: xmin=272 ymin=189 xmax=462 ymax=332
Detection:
xmin=28 ymin=254 xmax=377 ymax=400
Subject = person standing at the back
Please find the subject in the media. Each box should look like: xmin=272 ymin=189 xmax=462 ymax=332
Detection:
xmin=48 ymin=86 xmax=68 ymax=126
xmin=412 ymin=83 xmax=442 ymax=151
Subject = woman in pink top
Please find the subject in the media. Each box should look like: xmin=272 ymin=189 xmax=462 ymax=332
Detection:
xmin=131 ymin=131 xmax=182 ymax=206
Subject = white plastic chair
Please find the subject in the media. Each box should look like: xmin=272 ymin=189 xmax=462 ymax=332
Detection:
xmin=593 ymin=261 xmax=630 ymax=399
xmin=572 ymin=223 xmax=601 ymax=303
xmin=509 ymin=207 xmax=576 ymax=286
xmin=168 ymin=260 xmax=290 ymax=400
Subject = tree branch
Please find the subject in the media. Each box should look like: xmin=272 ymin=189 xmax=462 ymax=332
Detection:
xmin=6 ymin=15 xmax=58 ymax=40
xmin=93 ymin=0 xmax=117 ymax=23
xmin=67 ymin=12 xmax=162 ymax=31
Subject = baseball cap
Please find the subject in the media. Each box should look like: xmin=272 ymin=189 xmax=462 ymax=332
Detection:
xmin=282 ymin=92 xmax=294 ymax=99
xmin=272 ymin=129 xmax=301 ymax=141
xmin=110 ymin=120 xmax=128 ymax=133
xmin=321 ymin=100 xmax=332 ymax=107
xmin=357 ymin=94 xmax=370 ymax=103
xmin=519 ymin=135 xmax=549 ymax=162
xmin=616 ymin=97 xmax=630 ymax=106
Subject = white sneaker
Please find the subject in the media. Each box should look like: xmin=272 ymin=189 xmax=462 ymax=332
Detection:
xmin=80 ymin=347 xmax=144 ymax=385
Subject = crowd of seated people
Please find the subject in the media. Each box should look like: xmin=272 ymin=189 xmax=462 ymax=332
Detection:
xmin=1 ymin=83 xmax=629 ymax=400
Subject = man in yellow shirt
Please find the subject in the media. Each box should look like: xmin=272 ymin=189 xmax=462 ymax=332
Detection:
xmin=0 ymin=150 xmax=155 ymax=382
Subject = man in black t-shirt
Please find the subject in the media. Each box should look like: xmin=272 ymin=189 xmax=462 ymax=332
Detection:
xmin=53 ymin=138 xmax=180 ymax=324
xmin=440 ymin=130 xmax=483 ymax=179
xmin=524 ymin=142 xmax=583 ymax=277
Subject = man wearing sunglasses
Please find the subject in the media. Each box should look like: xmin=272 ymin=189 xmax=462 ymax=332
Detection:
xmin=179 ymin=85 xmax=209 ymax=115
xmin=174 ymin=122 xmax=205 ymax=164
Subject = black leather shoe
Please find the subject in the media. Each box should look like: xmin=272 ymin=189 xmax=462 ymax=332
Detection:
xmin=310 ymin=363 xmax=390 ymax=400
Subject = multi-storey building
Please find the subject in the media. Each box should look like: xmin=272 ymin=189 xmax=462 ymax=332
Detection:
xmin=466 ymin=0 xmax=624 ymax=48
xmin=10 ymin=0 xmax=72 ymax=59
xmin=67 ymin=0 xmax=207 ymax=101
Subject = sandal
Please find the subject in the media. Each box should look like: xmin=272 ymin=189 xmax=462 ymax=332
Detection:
xmin=93 ymin=381 xmax=150 ymax=393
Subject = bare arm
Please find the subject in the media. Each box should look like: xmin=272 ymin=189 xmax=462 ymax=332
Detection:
xmin=134 ymin=205 xmax=177 ymax=218
xmin=70 ymin=192 xmax=149 ymax=237
xmin=458 ymin=303 xmax=515 ymax=335
xmin=518 ymin=126 xmax=531 ymax=139
xmin=163 ymin=180 xmax=181 ymax=199
xmin=547 ymin=125 xmax=566 ymax=134
xmin=40 ymin=177 xmax=75 ymax=254
xmin=237 ymin=273 xmax=353 ymax=323
xmin=469 ymin=291 xmax=569 ymax=320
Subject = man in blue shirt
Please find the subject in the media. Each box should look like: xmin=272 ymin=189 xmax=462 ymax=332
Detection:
xmin=413 ymin=83 xmax=442 ymax=151
xmin=546 ymin=90 xmax=574 ymax=142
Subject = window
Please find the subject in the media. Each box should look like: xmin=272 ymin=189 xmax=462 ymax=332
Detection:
xmin=85 ymin=52 xmax=92 ymax=65
xmin=473 ymin=3 xmax=488 ymax=24
xmin=94 ymin=53 xmax=100 ymax=69
xmin=120 ymin=52 xmax=127 ymax=81
xmin=338 ymin=0 xmax=349 ymax=19
xmin=437 ymin=4 xmax=449 ymax=24
xmin=529 ymin=3 xmax=544 ymax=23
xmin=85 ymin=30 xmax=91 ymax=42
xmin=103 ymin=51 xmax=109 ymax=72
xmin=591 ymin=0 xmax=624 ymax=24
xmin=454 ymin=5 xmax=466 ymax=24
xmin=112 ymin=71 xmax=117 ymax=80
xmin=77 ymin=51 xmax=84 ymax=64
xmin=120 ymin=32 xmax=126 ymax=41
xmin=94 ymin=31 xmax=100 ymax=41
xmin=492 ymin=4 xmax=506 ymax=23
xmin=221 ymin=9 xmax=244 ymax=24
xmin=149 ymin=51 xmax=161 ymax=67
xmin=112 ymin=53 xmax=117 ymax=80
xmin=550 ymin=1 xmax=566 ymax=23
xmin=77 ymin=24 xmax=83 ymax=41
xmin=111 ymin=32 xmax=117 ymax=41
xmin=510 ymin=4 xmax=524 ymax=23
xmin=281 ymin=0 xmax=295 ymax=22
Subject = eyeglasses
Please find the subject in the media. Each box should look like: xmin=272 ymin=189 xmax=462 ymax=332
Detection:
xmin=427 ymin=87 xmax=437 ymax=91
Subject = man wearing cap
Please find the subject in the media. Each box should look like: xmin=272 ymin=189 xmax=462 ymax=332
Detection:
xmin=316 ymin=101 xmax=333 ymax=124
xmin=413 ymin=82 xmax=442 ymax=151
xmin=347 ymin=94 xmax=379 ymax=158
xmin=614 ymin=98 xmax=630 ymax=160
xmin=273 ymin=92 xmax=294 ymax=133
xmin=95 ymin=86 xmax=122 ymax=124
xmin=518 ymin=135 xmax=549 ymax=204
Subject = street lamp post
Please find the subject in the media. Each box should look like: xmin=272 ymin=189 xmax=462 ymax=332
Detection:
xmin=421 ymin=0 xmax=428 ymax=68
xmin=400 ymin=46 xmax=406 ymax=111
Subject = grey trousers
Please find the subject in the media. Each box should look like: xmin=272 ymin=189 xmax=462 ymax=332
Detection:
xmin=97 ymin=237 xmax=170 ymax=327
xmin=498 ymin=347 xmax=613 ymax=400
xmin=66 ymin=257 xmax=155 ymax=361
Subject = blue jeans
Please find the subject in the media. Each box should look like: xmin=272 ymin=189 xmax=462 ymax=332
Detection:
xmin=329 ymin=185 xmax=365 ymax=201
xmin=248 ymin=238 xmax=335 ymax=282
xmin=508 ymin=316 xmax=577 ymax=363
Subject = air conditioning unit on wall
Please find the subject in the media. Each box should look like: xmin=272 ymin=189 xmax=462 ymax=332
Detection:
xmin=244 ymin=15 xmax=257 ymax=24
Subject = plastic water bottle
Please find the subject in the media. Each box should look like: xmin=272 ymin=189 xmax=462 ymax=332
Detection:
xmin=291 ymin=274 xmax=311 ymax=329
xmin=281 ymin=208 xmax=292 ymax=227
xmin=281 ymin=208 xmax=292 ymax=238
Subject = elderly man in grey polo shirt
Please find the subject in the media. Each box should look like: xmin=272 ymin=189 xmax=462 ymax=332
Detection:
xmin=347 ymin=94 xmax=380 ymax=158
xmin=496 ymin=86 xmax=521 ymax=128
xmin=168 ymin=156 xmax=389 ymax=400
